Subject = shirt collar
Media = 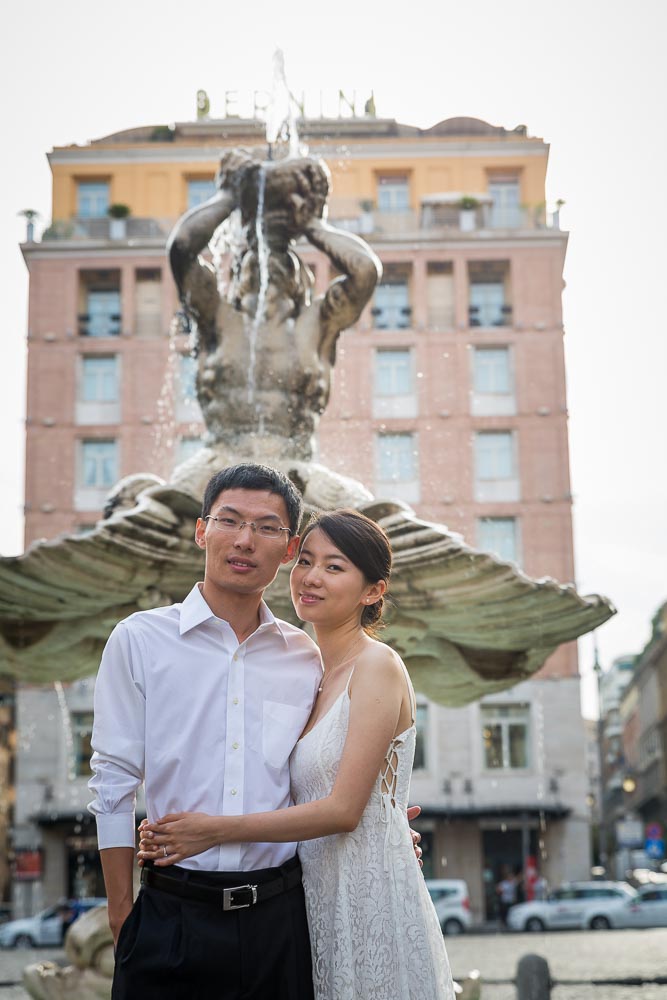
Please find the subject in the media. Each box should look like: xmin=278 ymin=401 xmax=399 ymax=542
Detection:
xmin=179 ymin=583 xmax=289 ymax=647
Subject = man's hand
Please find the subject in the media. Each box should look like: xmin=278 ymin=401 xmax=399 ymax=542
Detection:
xmin=138 ymin=812 xmax=219 ymax=867
xmin=407 ymin=805 xmax=423 ymax=868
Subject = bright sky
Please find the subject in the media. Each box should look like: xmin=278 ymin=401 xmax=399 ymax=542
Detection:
xmin=1 ymin=0 xmax=665 ymax=716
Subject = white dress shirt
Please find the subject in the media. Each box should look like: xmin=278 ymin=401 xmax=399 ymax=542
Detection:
xmin=88 ymin=583 xmax=322 ymax=871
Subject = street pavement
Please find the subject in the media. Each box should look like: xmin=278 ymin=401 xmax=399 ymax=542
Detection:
xmin=447 ymin=927 xmax=667 ymax=999
xmin=0 ymin=929 xmax=666 ymax=998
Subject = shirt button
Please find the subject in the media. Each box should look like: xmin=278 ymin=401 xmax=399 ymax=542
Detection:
xmin=233 ymin=654 xmax=238 ymax=661
xmin=232 ymin=742 xmax=239 ymax=750
xmin=231 ymin=788 xmax=238 ymax=796
xmin=233 ymin=698 xmax=239 ymax=705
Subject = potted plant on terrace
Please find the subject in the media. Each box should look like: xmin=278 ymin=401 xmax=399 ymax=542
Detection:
xmin=359 ymin=198 xmax=375 ymax=234
xmin=458 ymin=196 xmax=479 ymax=232
xmin=107 ymin=203 xmax=131 ymax=240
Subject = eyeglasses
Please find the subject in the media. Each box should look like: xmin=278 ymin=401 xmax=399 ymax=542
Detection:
xmin=204 ymin=515 xmax=291 ymax=540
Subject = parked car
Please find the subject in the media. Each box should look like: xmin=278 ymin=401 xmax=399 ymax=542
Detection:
xmin=0 ymin=897 xmax=106 ymax=948
xmin=507 ymin=881 xmax=636 ymax=932
xmin=583 ymin=884 xmax=667 ymax=930
xmin=425 ymin=879 xmax=472 ymax=934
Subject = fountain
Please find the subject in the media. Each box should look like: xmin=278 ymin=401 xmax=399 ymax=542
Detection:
xmin=0 ymin=143 xmax=613 ymax=703
xmin=1 ymin=79 xmax=614 ymax=997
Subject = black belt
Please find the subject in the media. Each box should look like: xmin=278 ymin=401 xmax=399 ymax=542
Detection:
xmin=140 ymin=861 xmax=302 ymax=911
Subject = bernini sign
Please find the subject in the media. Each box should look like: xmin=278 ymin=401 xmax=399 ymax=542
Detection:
xmin=196 ymin=88 xmax=377 ymax=121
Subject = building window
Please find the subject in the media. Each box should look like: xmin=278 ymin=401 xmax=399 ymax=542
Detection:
xmin=179 ymin=354 xmax=198 ymax=402
xmin=176 ymin=436 xmax=202 ymax=465
xmin=471 ymin=347 xmax=516 ymax=416
xmin=474 ymin=431 xmax=519 ymax=502
xmin=377 ymin=433 xmax=417 ymax=482
xmin=414 ymin=704 xmax=428 ymax=770
xmin=373 ymin=268 xmax=412 ymax=329
xmin=481 ymin=703 xmax=530 ymax=770
xmin=473 ymin=348 xmax=512 ymax=395
xmin=487 ymin=175 xmax=521 ymax=229
xmin=78 ymin=270 xmax=121 ymax=337
xmin=376 ymin=433 xmax=419 ymax=502
xmin=377 ymin=176 xmax=410 ymax=213
xmin=373 ymin=349 xmax=416 ymax=419
xmin=187 ymin=178 xmax=216 ymax=209
xmin=77 ymin=181 xmax=109 ymax=219
xmin=80 ymin=440 xmax=118 ymax=489
xmin=375 ymin=350 xmax=412 ymax=396
xmin=80 ymin=357 xmax=119 ymax=403
xmin=468 ymin=261 xmax=511 ymax=327
xmin=71 ymin=711 xmax=94 ymax=778
xmin=477 ymin=517 xmax=519 ymax=563
xmin=475 ymin=431 xmax=515 ymax=480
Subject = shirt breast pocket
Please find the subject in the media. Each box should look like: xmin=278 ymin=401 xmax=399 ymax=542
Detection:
xmin=262 ymin=700 xmax=311 ymax=771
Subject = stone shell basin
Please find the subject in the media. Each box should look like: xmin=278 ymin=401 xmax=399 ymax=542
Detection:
xmin=0 ymin=458 xmax=614 ymax=705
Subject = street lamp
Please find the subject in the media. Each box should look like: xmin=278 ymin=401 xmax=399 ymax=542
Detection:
xmin=593 ymin=635 xmax=608 ymax=872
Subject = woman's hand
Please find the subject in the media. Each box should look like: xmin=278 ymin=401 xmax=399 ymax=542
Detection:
xmin=137 ymin=813 xmax=220 ymax=867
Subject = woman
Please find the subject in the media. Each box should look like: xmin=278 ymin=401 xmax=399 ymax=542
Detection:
xmin=139 ymin=509 xmax=454 ymax=999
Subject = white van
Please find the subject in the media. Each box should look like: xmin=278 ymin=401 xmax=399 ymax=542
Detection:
xmin=425 ymin=879 xmax=472 ymax=934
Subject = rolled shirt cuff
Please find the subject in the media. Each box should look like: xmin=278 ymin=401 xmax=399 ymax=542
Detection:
xmin=95 ymin=811 xmax=137 ymax=850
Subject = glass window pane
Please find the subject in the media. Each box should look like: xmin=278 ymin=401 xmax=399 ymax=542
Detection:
xmin=81 ymin=357 xmax=118 ymax=402
xmin=86 ymin=291 xmax=121 ymax=337
xmin=508 ymin=722 xmax=528 ymax=767
xmin=376 ymin=434 xmax=417 ymax=482
xmin=377 ymin=177 xmax=409 ymax=212
xmin=481 ymin=704 xmax=529 ymax=770
xmin=489 ymin=181 xmax=521 ymax=227
xmin=179 ymin=354 xmax=198 ymax=401
xmin=469 ymin=283 xmax=506 ymax=327
xmin=475 ymin=432 xmax=514 ymax=480
xmin=81 ymin=441 xmax=117 ymax=488
xmin=474 ymin=348 xmax=511 ymax=394
xmin=483 ymin=723 xmax=504 ymax=768
xmin=477 ymin=517 xmax=517 ymax=562
xmin=414 ymin=704 xmax=427 ymax=769
xmin=375 ymin=350 xmax=412 ymax=395
xmin=177 ymin=437 xmax=201 ymax=463
xmin=77 ymin=182 xmax=109 ymax=219
xmin=71 ymin=711 xmax=94 ymax=777
xmin=374 ymin=283 xmax=410 ymax=329
xmin=187 ymin=179 xmax=216 ymax=209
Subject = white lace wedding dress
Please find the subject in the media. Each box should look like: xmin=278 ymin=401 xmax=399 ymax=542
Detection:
xmin=290 ymin=672 xmax=454 ymax=1000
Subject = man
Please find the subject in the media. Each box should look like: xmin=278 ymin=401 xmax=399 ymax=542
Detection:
xmin=90 ymin=462 xmax=421 ymax=999
xmin=90 ymin=463 xmax=320 ymax=999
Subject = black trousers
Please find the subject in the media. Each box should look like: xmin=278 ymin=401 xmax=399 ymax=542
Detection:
xmin=112 ymin=857 xmax=314 ymax=1000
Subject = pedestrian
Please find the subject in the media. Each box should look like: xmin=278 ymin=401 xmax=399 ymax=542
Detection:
xmin=139 ymin=509 xmax=454 ymax=999
xmin=89 ymin=464 xmax=424 ymax=1000
xmin=496 ymin=867 xmax=518 ymax=925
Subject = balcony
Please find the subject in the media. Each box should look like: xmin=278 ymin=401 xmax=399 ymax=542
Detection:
xmin=41 ymin=217 xmax=174 ymax=242
xmin=77 ymin=313 xmax=121 ymax=338
xmin=327 ymin=196 xmax=561 ymax=238
xmin=469 ymin=303 xmax=513 ymax=328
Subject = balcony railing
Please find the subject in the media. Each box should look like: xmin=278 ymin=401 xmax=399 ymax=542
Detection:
xmin=468 ymin=303 xmax=513 ymax=328
xmin=327 ymin=201 xmax=561 ymax=236
xmin=77 ymin=313 xmax=122 ymax=337
xmin=41 ymin=217 xmax=175 ymax=242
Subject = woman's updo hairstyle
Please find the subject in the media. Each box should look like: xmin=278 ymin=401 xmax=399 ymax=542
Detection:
xmin=299 ymin=509 xmax=392 ymax=635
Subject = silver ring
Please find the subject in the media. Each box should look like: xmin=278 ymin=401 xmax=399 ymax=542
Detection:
xmin=163 ymin=846 xmax=169 ymax=858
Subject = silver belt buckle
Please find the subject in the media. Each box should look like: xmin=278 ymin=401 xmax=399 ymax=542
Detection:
xmin=223 ymin=884 xmax=258 ymax=911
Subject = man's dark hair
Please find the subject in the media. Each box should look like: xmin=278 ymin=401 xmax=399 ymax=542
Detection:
xmin=201 ymin=464 xmax=303 ymax=535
